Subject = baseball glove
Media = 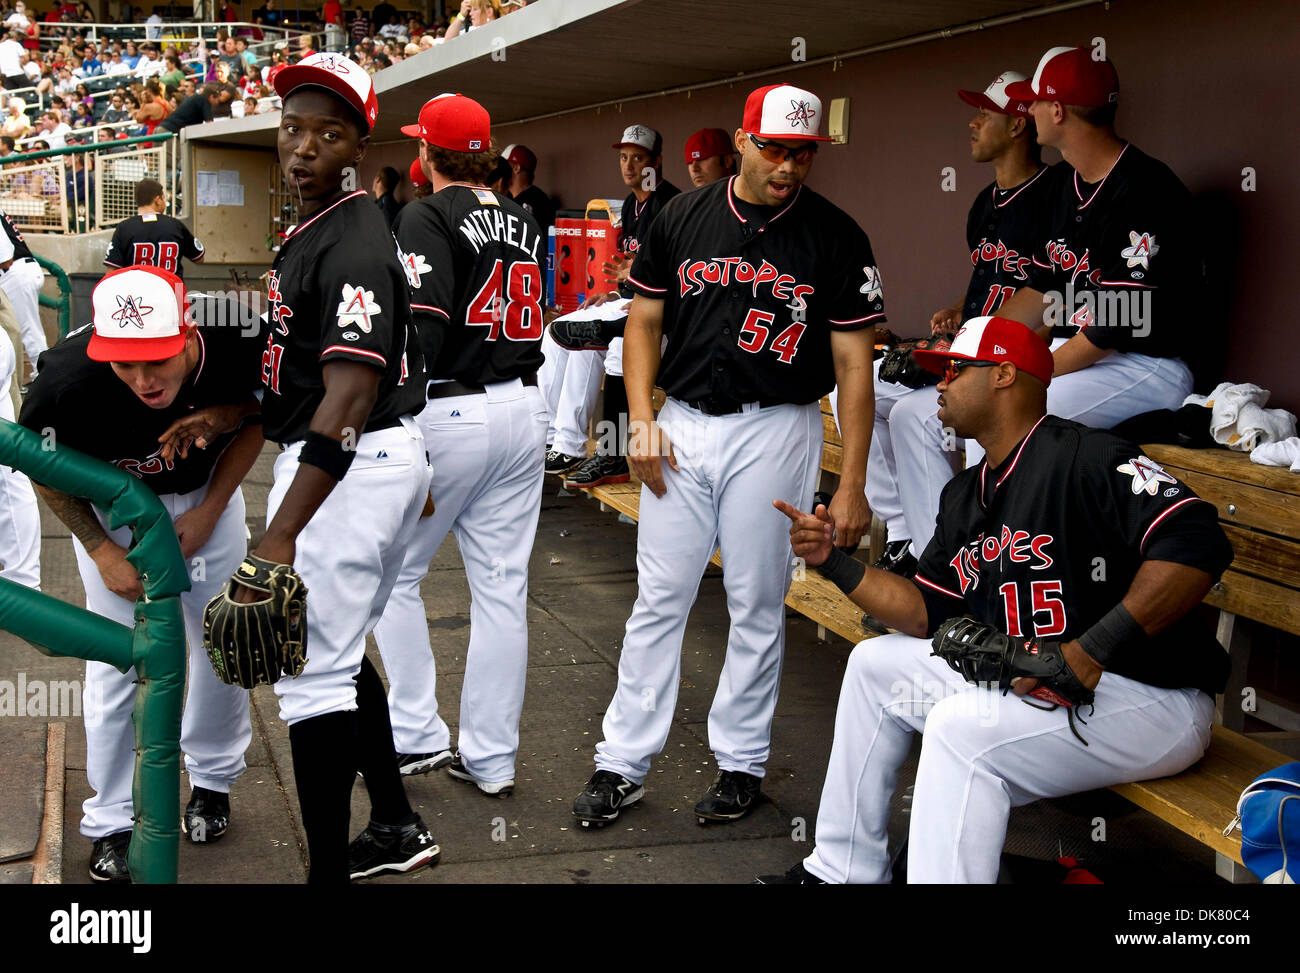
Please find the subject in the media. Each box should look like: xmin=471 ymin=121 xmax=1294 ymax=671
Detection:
xmin=930 ymin=616 xmax=1095 ymax=710
xmin=203 ymin=555 xmax=308 ymax=689
xmin=877 ymin=335 xmax=952 ymax=388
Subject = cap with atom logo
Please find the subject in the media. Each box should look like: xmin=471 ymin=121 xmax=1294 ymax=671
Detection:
xmin=87 ymin=265 xmax=190 ymax=362
xmin=743 ymin=83 xmax=833 ymax=142
xmin=273 ymin=52 xmax=379 ymax=131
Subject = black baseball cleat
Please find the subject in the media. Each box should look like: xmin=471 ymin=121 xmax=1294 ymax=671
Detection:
xmin=549 ymin=317 xmax=626 ymax=351
xmin=564 ymin=455 xmax=630 ymax=489
xmin=572 ymin=770 xmax=644 ymax=828
xmin=446 ymin=752 xmax=514 ymax=797
xmin=397 ymin=750 xmax=453 ymax=776
xmin=88 ymin=830 xmax=132 ymax=883
xmin=182 ymin=787 xmax=230 ymax=843
xmin=544 ymin=449 xmax=584 ymax=476
xmin=348 ymin=814 xmax=440 ymax=880
xmin=873 ymin=539 xmax=917 ymax=578
xmin=754 ymin=861 xmax=827 ymax=885
xmin=695 ymin=770 xmax=761 ymax=824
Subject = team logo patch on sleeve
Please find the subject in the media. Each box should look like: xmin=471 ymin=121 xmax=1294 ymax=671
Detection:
xmin=859 ymin=265 xmax=883 ymax=300
xmin=1117 ymin=456 xmax=1177 ymax=495
xmin=335 ymin=284 xmax=381 ymax=333
xmin=1121 ymin=231 xmax=1158 ymax=269
xmin=400 ymin=249 xmax=433 ymax=288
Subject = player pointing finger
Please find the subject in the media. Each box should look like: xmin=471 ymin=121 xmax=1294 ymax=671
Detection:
xmin=771 ymin=498 xmax=833 ymax=565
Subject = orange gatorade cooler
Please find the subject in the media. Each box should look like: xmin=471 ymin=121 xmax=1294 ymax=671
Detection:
xmin=583 ymin=199 xmax=622 ymax=296
xmin=552 ymin=211 xmax=586 ymax=312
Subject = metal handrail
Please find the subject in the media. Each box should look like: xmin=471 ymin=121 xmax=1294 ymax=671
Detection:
xmin=3 ymin=130 xmax=175 ymax=165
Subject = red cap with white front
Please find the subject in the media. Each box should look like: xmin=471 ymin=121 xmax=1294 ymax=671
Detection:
xmin=274 ymin=52 xmax=379 ymax=131
xmin=1003 ymin=46 xmax=1119 ymax=108
xmin=501 ymin=143 xmax=537 ymax=170
xmin=912 ymin=315 xmax=1055 ymax=386
xmin=400 ymin=92 xmax=490 ymax=152
xmin=409 ymin=157 xmax=427 ymax=188
xmin=743 ymin=83 xmax=832 ymax=142
xmin=87 ymin=265 xmax=190 ymax=363
xmin=957 ymin=71 xmax=1031 ymax=116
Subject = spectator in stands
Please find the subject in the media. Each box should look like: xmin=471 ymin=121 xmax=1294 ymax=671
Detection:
xmin=160 ymin=53 xmax=185 ymax=93
xmin=217 ymin=37 xmax=242 ymax=79
xmin=2 ymin=96 xmax=30 ymax=138
xmin=54 ymin=65 xmax=76 ymax=95
xmin=371 ymin=165 xmax=401 ymax=228
xmin=18 ymin=49 xmax=37 ymax=83
xmin=242 ymin=95 xmax=258 ymax=115
xmin=71 ymin=100 xmax=91 ymax=128
xmin=4 ymin=3 xmax=29 ymax=29
xmin=133 ymin=78 xmax=170 ymax=136
xmin=406 ymin=16 xmax=425 ymax=38
xmin=372 ymin=1 xmax=397 ymax=32
xmin=370 ymin=52 xmax=390 ymax=72
xmin=72 ymin=81 xmax=91 ymax=108
xmin=159 ymin=82 xmax=219 ymax=135
xmin=0 ymin=29 xmax=24 ymax=90
xmin=74 ymin=41 xmax=101 ymax=77
xmin=100 ymin=91 xmax=128 ymax=124
xmin=378 ymin=14 xmax=405 ymax=41
xmin=235 ymin=37 xmax=257 ymax=69
xmin=237 ymin=62 xmax=259 ymax=99
xmin=262 ymin=47 xmax=286 ymax=86
xmin=418 ymin=33 xmax=435 ymax=50
xmin=500 ymin=0 xmax=527 ymax=12
xmin=349 ymin=5 xmax=369 ymax=43
xmin=322 ymin=0 xmax=344 ymax=51
xmin=403 ymin=41 xmax=419 ymax=58
xmin=35 ymin=108 xmax=70 ymax=148
xmin=253 ymin=1 xmax=283 ymax=29
xmin=145 ymin=11 xmax=162 ymax=41
xmin=121 ymin=40 xmax=140 ymax=70
xmin=135 ymin=45 xmax=164 ymax=80
xmin=106 ymin=50 xmax=133 ymax=77
xmin=0 ymin=134 xmax=12 ymax=156
xmin=444 ymin=0 xmax=498 ymax=39
xmin=179 ymin=77 xmax=195 ymax=99
xmin=294 ymin=32 xmax=313 ymax=62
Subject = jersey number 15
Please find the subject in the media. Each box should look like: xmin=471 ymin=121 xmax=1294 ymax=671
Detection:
xmin=466 ymin=260 xmax=543 ymax=341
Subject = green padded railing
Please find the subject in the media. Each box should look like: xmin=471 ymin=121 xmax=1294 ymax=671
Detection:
xmin=0 ymin=420 xmax=190 ymax=883
xmin=33 ymin=255 xmax=72 ymax=340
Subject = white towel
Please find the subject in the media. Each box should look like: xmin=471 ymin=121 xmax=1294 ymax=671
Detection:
xmin=1251 ymin=438 xmax=1300 ymax=473
xmin=1184 ymin=382 xmax=1296 ymax=452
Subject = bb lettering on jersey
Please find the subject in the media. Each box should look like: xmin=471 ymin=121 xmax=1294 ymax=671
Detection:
xmin=948 ymin=526 xmax=1056 ymax=593
xmin=676 ymin=257 xmax=814 ymax=313
xmin=132 ymin=241 xmax=181 ymax=274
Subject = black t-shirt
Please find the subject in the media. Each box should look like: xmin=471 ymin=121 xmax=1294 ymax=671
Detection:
xmin=627 ymin=176 xmax=886 ymax=406
xmin=961 ymin=165 xmax=1056 ymax=319
xmin=393 ymin=185 xmax=545 ymax=385
xmin=19 ymin=310 xmax=264 ymax=496
xmin=512 ymin=184 xmax=554 ymax=238
xmin=260 ymin=190 xmax=425 ymax=443
xmin=159 ymin=93 xmax=213 ymax=133
xmin=374 ymin=191 xmax=402 ymax=231
xmin=104 ymin=213 xmax=204 ymax=278
xmin=1 ymin=207 xmax=33 ymax=260
xmin=1027 ymin=144 xmax=1198 ymax=358
xmin=911 ymin=416 xmax=1233 ymax=695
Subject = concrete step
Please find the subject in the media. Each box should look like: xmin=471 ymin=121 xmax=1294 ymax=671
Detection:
xmin=0 ymin=721 xmax=65 ymax=883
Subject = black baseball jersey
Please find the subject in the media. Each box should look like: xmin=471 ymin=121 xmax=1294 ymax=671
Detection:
xmin=626 ymin=176 xmax=886 ymax=406
xmin=393 ymin=186 xmax=545 ymax=386
xmin=512 ymin=184 xmax=554 ymax=238
xmin=104 ymin=213 xmax=205 ymax=279
xmin=1027 ymin=144 xmax=1198 ymax=358
xmin=911 ymin=416 xmax=1233 ymax=695
xmin=617 ymin=179 xmax=679 ymax=298
xmin=961 ymin=165 xmax=1056 ymax=319
xmin=1 ymin=207 xmax=33 ymax=261
xmin=260 ymin=190 xmax=425 ymax=444
xmin=19 ymin=307 xmax=263 ymax=496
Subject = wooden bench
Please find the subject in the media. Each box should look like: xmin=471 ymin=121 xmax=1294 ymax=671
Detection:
xmin=572 ymin=397 xmax=1298 ymax=877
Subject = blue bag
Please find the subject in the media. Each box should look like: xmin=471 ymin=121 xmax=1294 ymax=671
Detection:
xmin=1224 ymin=762 xmax=1300 ymax=884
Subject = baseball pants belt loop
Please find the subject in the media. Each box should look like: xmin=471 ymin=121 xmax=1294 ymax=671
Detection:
xmin=685 ymin=395 xmax=784 ymax=416
xmin=428 ymin=374 xmax=539 ymax=400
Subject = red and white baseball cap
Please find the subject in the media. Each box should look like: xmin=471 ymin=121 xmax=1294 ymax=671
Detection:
xmin=409 ymin=157 xmax=427 ymax=188
xmin=611 ymin=124 xmax=662 ymax=156
xmin=501 ymin=143 xmax=537 ymax=170
xmin=957 ymin=71 xmax=1031 ymax=117
xmin=683 ymin=127 xmax=732 ymax=163
xmin=401 ymin=93 xmax=490 ymax=152
xmin=1004 ymin=46 xmax=1119 ymax=108
xmin=743 ymin=83 xmax=832 ymax=142
xmin=912 ymin=315 xmax=1054 ymax=386
xmin=274 ymin=52 xmax=379 ymax=131
xmin=87 ymin=265 xmax=191 ymax=363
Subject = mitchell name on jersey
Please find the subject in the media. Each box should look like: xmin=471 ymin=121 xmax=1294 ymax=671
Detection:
xmin=456 ymin=197 xmax=542 ymax=261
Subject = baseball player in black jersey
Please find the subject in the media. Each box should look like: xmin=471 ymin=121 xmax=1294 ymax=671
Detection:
xmin=20 ymin=266 xmax=262 ymax=882
xmin=103 ymin=179 xmax=205 ymax=280
xmin=181 ymin=53 xmax=436 ymax=883
xmin=572 ymin=83 xmax=883 ymax=827
xmin=857 ymin=72 xmax=1055 ymax=582
xmin=369 ymin=94 xmax=548 ymax=794
xmin=559 ymin=124 xmax=682 ymax=488
xmin=0 ymin=205 xmax=48 ymax=369
xmin=765 ymin=316 xmax=1232 ymax=884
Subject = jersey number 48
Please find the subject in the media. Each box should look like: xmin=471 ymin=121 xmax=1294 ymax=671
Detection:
xmin=466 ymin=260 xmax=543 ymax=341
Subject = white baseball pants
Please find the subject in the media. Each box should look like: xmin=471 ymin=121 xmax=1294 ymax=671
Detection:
xmin=0 ymin=321 xmax=40 ymax=590
xmin=75 ymin=482 xmax=251 ymax=839
xmin=803 ymin=633 xmax=1213 ymax=884
xmin=0 ymin=258 xmax=48 ymax=367
xmin=271 ymin=417 xmax=431 ymax=725
xmin=538 ymin=330 xmax=603 ymax=458
xmin=373 ymin=378 xmax=548 ymax=783
xmin=594 ymin=398 xmax=822 ymax=782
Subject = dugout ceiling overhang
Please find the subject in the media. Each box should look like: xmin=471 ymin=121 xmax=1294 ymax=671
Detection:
xmin=187 ymin=0 xmax=1071 ymax=149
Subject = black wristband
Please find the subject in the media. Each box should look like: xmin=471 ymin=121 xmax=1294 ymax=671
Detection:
xmin=813 ymin=545 xmax=865 ymax=595
xmin=1077 ymin=602 xmax=1146 ymax=669
xmin=298 ymin=431 xmax=355 ymax=480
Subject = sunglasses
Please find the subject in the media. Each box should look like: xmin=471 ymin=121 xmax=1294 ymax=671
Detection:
xmin=747 ymin=133 xmax=818 ymax=166
xmin=942 ymin=359 xmax=998 ymax=384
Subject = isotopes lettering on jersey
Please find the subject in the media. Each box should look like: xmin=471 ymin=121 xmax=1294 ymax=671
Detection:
xmin=131 ymin=241 xmax=181 ymax=274
xmin=1042 ymin=239 xmax=1096 ymax=287
xmin=457 ymin=208 xmax=541 ymax=260
xmin=262 ymin=269 xmax=290 ymax=394
xmin=969 ymin=237 xmax=1031 ymax=283
xmin=676 ymin=258 xmax=815 ymax=313
xmin=113 ymin=447 xmax=176 ymax=478
xmin=948 ymin=527 xmax=1056 ymax=593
